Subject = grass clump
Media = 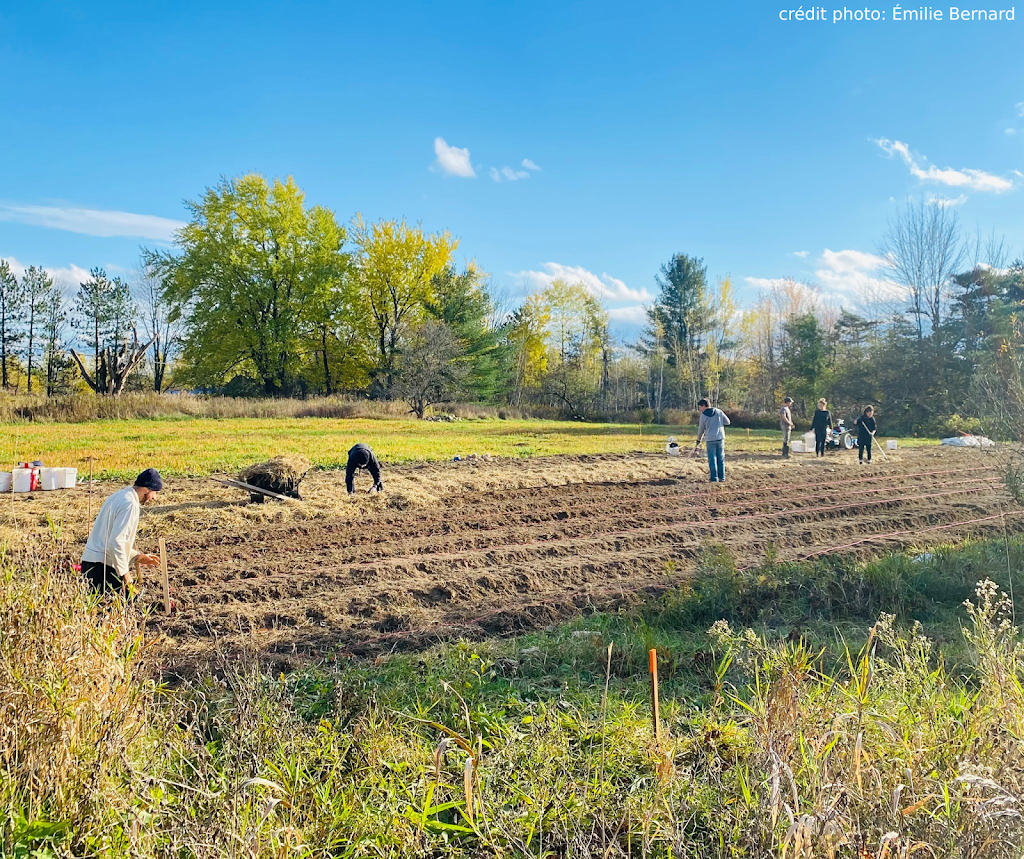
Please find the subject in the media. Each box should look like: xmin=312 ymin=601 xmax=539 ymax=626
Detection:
xmin=2 ymin=539 xmax=1024 ymax=857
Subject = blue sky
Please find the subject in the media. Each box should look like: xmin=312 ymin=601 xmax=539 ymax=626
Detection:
xmin=1 ymin=0 xmax=1022 ymax=339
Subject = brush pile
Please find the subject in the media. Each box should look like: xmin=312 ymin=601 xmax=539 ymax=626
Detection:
xmin=238 ymin=455 xmax=311 ymax=502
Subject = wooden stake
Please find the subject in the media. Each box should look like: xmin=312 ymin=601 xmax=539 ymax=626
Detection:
xmin=649 ymin=648 xmax=661 ymax=743
xmin=159 ymin=537 xmax=170 ymax=613
xmin=87 ymin=456 xmax=94 ymax=520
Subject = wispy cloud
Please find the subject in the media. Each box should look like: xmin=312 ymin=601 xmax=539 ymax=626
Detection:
xmin=1006 ymin=128 xmax=1018 ymax=136
xmin=490 ymin=165 xmax=531 ymax=182
xmin=515 ymin=262 xmax=654 ymax=303
xmin=790 ymin=250 xmax=810 ymax=258
xmin=874 ymin=138 xmax=1013 ymax=193
xmin=1017 ymin=100 xmax=1024 ymax=118
xmin=0 ymin=203 xmax=184 ymax=240
xmin=926 ymin=193 xmax=969 ymax=208
xmin=431 ymin=137 xmax=476 ymax=178
xmin=521 ymin=158 xmax=541 ymax=171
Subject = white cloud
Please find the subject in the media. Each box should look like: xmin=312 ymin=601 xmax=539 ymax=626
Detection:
xmin=926 ymin=193 xmax=968 ymax=208
xmin=745 ymin=248 xmax=903 ymax=308
xmin=1017 ymin=101 xmax=1024 ymax=118
xmin=431 ymin=137 xmax=476 ymax=178
xmin=2 ymin=255 xmax=94 ymax=299
xmin=0 ymin=203 xmax=184 ymax=240
xmin=790 ymin=250 xmax=810 ymax=258
xmin=1006 ymin=128 xmax=1018 ymax=136
xmin=1015 ymin=170 xmax=1024 ymax=179
xmin=874 ymin=138 xmax=1014 ymax=193
xmin=608 ymin=305 xmax=648 ymax=325
xmin=814 ymin=248 xmax=904 ymax=301
xmin=514 ymin=262 xmax=654 ymax=303
xmin=521 ymin=158 xmax=541 ymax=171
xmin=490 ymin=165 xmax=531 ymax=182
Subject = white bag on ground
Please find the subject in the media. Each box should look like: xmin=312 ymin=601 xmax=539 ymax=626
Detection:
xmin=940 ymin=435 xmax=995 ymax=448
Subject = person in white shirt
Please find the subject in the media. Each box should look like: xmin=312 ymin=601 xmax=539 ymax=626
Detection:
xmin=81 ymin=468 xmax=163 ymax=594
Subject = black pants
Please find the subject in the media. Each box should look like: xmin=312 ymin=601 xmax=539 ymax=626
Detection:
xmin=814 ymin=430 xmax=827 ymax=456
xmin=858 ymin=434 xmax=872 ymax=462
xmin=81 ymin=561 xmax=125 ymax=594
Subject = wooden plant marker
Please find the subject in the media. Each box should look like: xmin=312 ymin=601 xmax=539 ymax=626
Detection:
xmin=159 ymin=537 xmax=170 ymax=614
xmin=649 ymin=648 xmax=661 ymax=743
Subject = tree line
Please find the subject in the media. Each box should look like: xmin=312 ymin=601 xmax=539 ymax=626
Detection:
xmin=3 ymin=174 xmax=1022 ymax=435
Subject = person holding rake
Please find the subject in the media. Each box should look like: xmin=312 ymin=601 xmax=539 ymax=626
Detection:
xmin=855 ymin=405 xmax=877 ymax=464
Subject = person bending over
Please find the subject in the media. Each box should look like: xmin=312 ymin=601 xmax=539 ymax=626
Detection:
xmin=81 ymin=468 xmax=163 ymax=595
xmin=346 ymin=443 xmax=383 ymax=494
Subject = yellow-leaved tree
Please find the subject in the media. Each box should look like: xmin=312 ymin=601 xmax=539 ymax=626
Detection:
xmin=351 ymin=216 xmax=457 ymax=395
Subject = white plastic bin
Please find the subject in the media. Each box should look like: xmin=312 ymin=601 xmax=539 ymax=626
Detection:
xmin=791 ymin=440 xmax=807 ymax=453
xmin=39 ymin=467 xmax=62 ymax=490
xmin=62 ymin=467 xmax=77 ymax=488
xmin=0 ymin=472 xmax=11 ymax=493
xmin=12 ymin=468 xmax=33 ymax=493
xmin=887 ymin=440 xmax=898 ymax=450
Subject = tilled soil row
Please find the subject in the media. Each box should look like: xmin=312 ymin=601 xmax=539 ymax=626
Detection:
xmin=153 ymin=453 xmax=1017 ymax=662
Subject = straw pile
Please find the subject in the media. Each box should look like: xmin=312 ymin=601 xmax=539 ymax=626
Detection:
xmin=238 ymin=455 xmax=311 ymax=500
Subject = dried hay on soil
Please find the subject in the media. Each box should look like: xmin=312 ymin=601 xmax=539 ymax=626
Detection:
xmin=238 ymin=454 xmax=311 ymax=499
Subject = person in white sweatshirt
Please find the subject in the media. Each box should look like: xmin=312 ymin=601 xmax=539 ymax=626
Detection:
xmin=80 ymin=468 xmax=163 ymax=594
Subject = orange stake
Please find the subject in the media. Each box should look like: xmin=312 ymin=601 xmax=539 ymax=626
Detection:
xmin=649 ymin=648 xmax=661 ymax=743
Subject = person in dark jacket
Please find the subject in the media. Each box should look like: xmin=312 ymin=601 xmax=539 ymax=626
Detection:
xmin=346 ymin=443 xmax=383 ymax=493
xmin=695 ymin=398 xmax=731 ymax=483
xmin=854 ymin=406 xmax=877 ymax=464
xmin=811 ymin=398 xmax=833 ymax=458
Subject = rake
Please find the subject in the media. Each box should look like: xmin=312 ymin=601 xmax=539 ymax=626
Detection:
xmin=868 ymin=430 xmax=890 ymax=462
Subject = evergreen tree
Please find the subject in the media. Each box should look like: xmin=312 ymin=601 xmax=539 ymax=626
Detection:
xmin=0 ymin=260 xmax=25 ymax=390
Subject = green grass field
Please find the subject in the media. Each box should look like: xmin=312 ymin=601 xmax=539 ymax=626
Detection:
xmin=0 ymin=416 xmax=935 ymax=479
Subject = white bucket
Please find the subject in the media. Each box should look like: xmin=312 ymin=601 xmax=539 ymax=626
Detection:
xmin=0 ymin=473 xmax=10 ymax=493
xmin=12 ymin=468 xmax=33 ymax=493
xmin=39 ymin=467 xmax=62 ymax=490
xmin=62 ymin=467 xmax=77 ymax=488
xmin=887 ymin=440 xmax=898 ymax=450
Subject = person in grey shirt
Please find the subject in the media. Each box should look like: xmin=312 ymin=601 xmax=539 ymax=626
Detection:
xmin=695 ymin=398 xmax=731 ymax=483
xmin=780 ymin=396 xmax=794 ymax=458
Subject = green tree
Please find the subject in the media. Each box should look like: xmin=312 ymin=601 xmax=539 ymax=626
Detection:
xmin=41 ymin=288 xmax=71 ymax=396
xmin=781 ymin=312 xmax=829 ymax=415
xmin=538 ymin=280 xmax=609 ymax=419
xmin=427 ymin=263 xmax=502 ymax=402
xmin=351 ymin=216 xmax=457 ymax=396
xmin=152 ymin=174 xmax=348 ymax=395
xmin=72 ymin=269 xmax=147 ymax=394
xmin=21 ymin=266 xmax=56 ymax=394
xmin=0 ymin=260 xmax=25 ymax=390
xmin=645 ymin=254 xmax=715 ymax=408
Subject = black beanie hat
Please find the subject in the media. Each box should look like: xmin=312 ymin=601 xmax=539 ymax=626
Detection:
xmin=134 ymin=468 xmax=163 ymax=491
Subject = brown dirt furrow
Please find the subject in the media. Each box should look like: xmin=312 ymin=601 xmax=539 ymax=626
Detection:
xmin=142 ymin=448 xmax=1020 ymax=664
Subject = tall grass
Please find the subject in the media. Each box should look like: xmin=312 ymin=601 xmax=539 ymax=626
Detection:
xmin=0 ymin=392 xmax=543 ymax=424
xmin=2 ymin=539 xmax=1023 ymax=857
